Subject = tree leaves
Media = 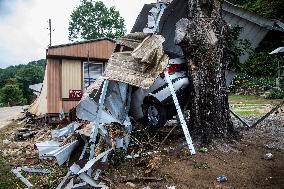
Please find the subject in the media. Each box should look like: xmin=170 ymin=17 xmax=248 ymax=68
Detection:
xmin=68 ymin=0 xmax=126 ymax=41
xmin=228 ymin=0 xmax=284 ymax=21
xmin=0 ymin=59 xmax=45 ymax=105
xmin=0 ymin=84 xmax=27 ymax=106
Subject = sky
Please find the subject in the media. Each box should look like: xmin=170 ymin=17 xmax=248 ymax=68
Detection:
xmin=0 ymin=0 xmax=156 ymax=68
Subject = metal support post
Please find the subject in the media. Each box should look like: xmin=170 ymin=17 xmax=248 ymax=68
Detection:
xmin=164 ymin=69 xmax=196 ymax=155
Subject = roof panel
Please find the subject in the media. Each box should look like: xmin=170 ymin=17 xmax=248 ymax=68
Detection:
xmin=47 ymin=39 xmax=115 ymax=60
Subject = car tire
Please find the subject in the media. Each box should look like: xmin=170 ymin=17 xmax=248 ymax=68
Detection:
xmin=143 ymin=102 xmax=168 ymax=128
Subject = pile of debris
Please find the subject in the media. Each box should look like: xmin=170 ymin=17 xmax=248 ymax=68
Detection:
xmin=7 ymin=1 xmax=199 ymax=188
xmin=8 ymin=32 xmax=196 ymax=188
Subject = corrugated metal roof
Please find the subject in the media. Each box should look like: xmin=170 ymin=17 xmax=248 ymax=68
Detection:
xmin=47 ymin=39 xmax=115 ymax=60
xmin=131 ymin=0 xmax=188 ymax=58
xmin=49 ymin=38 xmax=116 ymax=49
xmin=132 ymin=1 xmax=284 ymax=33
xmin=131 ymin=0 xmax=284 ymax=59
xmin=222 ymin=1 xmax=284 ymax=32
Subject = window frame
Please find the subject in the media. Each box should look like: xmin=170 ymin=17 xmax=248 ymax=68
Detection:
xmin=83 ymin=61 xmax=104 ymax=89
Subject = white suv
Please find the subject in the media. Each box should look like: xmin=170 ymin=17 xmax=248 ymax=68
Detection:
xmin=130 ymin=57 xmax=189 ymax=128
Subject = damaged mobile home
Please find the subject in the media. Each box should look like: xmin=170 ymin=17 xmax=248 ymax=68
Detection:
xmin=21 ymin=1 xmax=197 ymax=187
xmin=32 ymin=32 xmax=196 ymax=188
xmin=28 ymin=38 xmax=116 ymax=122
xmin=15 ymin=0 xmax=284 ymax=188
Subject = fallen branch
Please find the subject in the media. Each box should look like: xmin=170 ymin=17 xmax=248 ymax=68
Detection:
xmin=156 ymin=124 xmax=178 ymax=150
xmin=119 ymin=176 xmax=163 ymax=182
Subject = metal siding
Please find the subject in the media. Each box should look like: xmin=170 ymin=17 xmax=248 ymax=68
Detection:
xmin=223 ymin=11 xmax=234 ymax=23
xmin=222 ymin=1 xmax=275 ymax=28
xmin=224 ymin=11 xmax=269 ymax=48
xmin=61 ymin=59 xmax=82 ymax=98
xmin=224 ymin=14 xmax=269 ymax=63
xmin=48 ymin=40 xmax=115 ymax=60
xmin=47 ymin=59 xmax=62 ymax=113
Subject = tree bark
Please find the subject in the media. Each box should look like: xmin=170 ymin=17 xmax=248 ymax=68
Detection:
xmin=175 ymin=0 xmax=239 ymax=144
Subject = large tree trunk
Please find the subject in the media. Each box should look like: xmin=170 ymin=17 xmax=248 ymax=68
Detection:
xmin=175 ymin=0 xmax=239 ymax=144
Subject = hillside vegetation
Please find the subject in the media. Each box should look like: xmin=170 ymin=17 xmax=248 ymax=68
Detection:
xmin=0 ymin=60 xmax=45 ymax=106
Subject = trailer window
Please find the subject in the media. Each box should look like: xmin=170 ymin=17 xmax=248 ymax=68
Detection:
xmin=83 ymin=62 xmax=103 ymax=89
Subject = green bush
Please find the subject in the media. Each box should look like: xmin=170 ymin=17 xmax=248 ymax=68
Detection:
xmin=265 ymin=91 xmax=284 ymax=99
xmin=0 ymin=83 xmax=27 ymax=106
xmin=229 ymin=75 xmax=276 ymax=94
xmin=231 ymin=75 xmax=275 ymax=88
xmin=240 ymin=52 xmax=279 ymax=78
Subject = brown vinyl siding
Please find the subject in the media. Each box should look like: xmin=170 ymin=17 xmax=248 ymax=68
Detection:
xmin=48 ymin=40 xmax=115 ymax=60
xmin=47 ymin=59 xmax=62 ymax=113
xmin=62 ymin=101 xmax=79 ymax=113
xmin=46 ymin=39 xmax=115 ymax=114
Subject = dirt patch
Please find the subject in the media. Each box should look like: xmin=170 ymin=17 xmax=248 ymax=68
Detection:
xmin=0 ymin=116 xmax=283 ymax=189
xmin=104 ymin=118 xmax=284 ymax=189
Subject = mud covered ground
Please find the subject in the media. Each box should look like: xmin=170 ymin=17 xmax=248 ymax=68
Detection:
xmin=0 ymin=114 xmax=283 ymax=189
xmin=106 ymin=115 xmax=284 ymax=189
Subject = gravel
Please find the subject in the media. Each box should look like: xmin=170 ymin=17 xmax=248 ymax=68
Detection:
xmin=233 ymin=114 xmax=284 ymax=151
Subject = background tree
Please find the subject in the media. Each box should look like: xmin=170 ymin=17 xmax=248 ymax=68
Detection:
xmin=0 ymin=59 xmax=45 ymax=106
xmin=175 ymin=0 xmax=239 ymax=144
xmin=16 ymin=62 xmax=45 ymax=103
xmin=226 ymin=0 xmax=284 ymax=95
xmin=68 ymin=0 xmax=126 ymax=41
xmin=228 ymin=0 xmax=284 ymax=21
xmin=0 ymin=78 xmax=26 ymax=106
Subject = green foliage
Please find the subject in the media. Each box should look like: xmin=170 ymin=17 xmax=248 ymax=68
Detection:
xmin=110 ymin=148 xmax=126 ymax=168
xmin=0 ymin=83 xmax=27 ymax=106
xmin=237 ymin=31 xmax=284 ymax=78
xmin=224 ymin=3 xmax=283 ymax=92
xmin=16 ymin=63 xmax=45 ymax=103
xmin=224 ymin=26 xmax=252 ymax=71
xmin=228 ymin=0 xmax=284 ymax=21
xmin=244 ymin=0 xmax=284 ymax=21
xmin=228 ymin=0 xmax=256 ymax=5
xmin=233 ymin=76 xmax=275 ymax=88
xmin=69 ymin=0 xmax=126 ymax=41
xmin=265 ymin=91 xmax=284 ymax=99
xmin=0 ymin=59 xmax=45 ymax=106
xmin=240 ymin=52 xmax=279 ymax=77
xmin=229 ymin=75 xmax=275 ymax=94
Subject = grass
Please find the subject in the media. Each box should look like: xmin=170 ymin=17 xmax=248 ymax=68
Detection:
xmin=0 ymin=122 xmax=70 ymax=189
xmin=229 ymin=95 xmax=283 ymax=105
xmin=0 ymin=157 xmax=25 ymax=189
xmin=229 ymin=95 xmax=266 ymax=104
xmin=0 ymin=156 xmax=68 ymax=189
xmin=229 ymin=95 xmax=281 ymax=116
xmin=0 ymin=122 xmax=25 ymax=188
xmin=233 ymin=110 xmax=262 ymax=116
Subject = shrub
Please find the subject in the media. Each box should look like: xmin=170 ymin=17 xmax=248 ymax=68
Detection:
xmin=265 ymin=91 xmax=284 ymax=99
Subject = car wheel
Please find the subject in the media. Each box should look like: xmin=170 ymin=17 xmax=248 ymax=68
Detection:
xmin=144 ymin=103 xmax=168 ymax=128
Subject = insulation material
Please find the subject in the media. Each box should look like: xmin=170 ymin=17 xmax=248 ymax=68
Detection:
xmin=116 ymin=32 xmax=150 ymax=49
xmin=104 ymin=35 xmax=169 ymax=89
xmin=27 ymin=67 xmax=48 ymax=116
